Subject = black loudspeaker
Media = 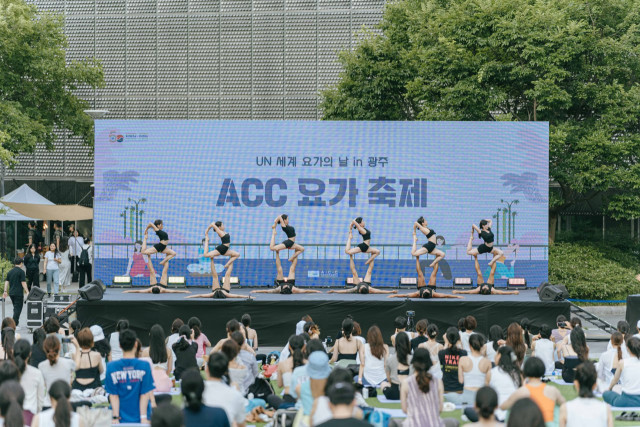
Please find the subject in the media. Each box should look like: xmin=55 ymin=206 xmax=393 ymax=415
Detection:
xmin=88 ymin=279 xmax=106 ymax=292
xmin=538 ymin=283 xmax=570 ymax=302
xmin=26 ymin=287 xmax=46 ymax=302
xmin=78 ymin=283 xmax=104 ymax=301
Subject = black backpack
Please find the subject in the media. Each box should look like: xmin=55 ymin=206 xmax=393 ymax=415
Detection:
xmin=246 ymin=377 xmax=274 ymax=400
xmin=79 ymin=247 xmax=90 ymax=266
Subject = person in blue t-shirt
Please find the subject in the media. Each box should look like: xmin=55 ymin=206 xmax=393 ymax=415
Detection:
xmin=181 ymin=368 xmax=230 ymax=427
xmin=105 ymin=329 xmax=155 ymax=424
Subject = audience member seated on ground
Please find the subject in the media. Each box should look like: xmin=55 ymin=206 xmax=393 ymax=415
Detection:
xmin=221 ymin=339 xmax=248 ymax=394
xmin=330 ymin=318 xmax=364 ymax=367
xmin=172 ymin=325 xmax=198 ymax=381
xmin=151 ymin=402 xmax=183 ymax=427
xmin=141 ymin=324 xmax=173 ymax=393
xmin=203 ymin=352 xmax=246 ymax=427
xmin=211 ymin=320 xmax=244 ymax=354
xmin=411 ymin=319 xmax=429 ymax=351
xmin=29 ymin=329 xmax=47 ymax=369
xmin=38 ymin=336 xmax=75 ymax=408
xmin=608 ymin=321 xmax=631 ymax=359
xmin=500 ymin=357 xmax=565 ymax=425
xmin=559 ymin=362 xmax=612 ymax=427
xmin=0 ymin=327 xmax=15 ymax=361
xmin=181 ymin=368 xmax=230 ymax=427
xmin=532 ymin=325 xmax=555 ymax=376
xmin=398 ymin=348 xmax=459 ymax=427
xmin=521 ymin=318 xmax=534 ymax=359
xmin=596 ymin=332 xmax=623 ymax=391
xmin=32 ymin=380 xmax=81 ymax=427
xmin=0 ymin=380 xmax=26 ymax=427
xmin=105 ymin=329 xmax=154 ymax=424
xmin=455 ymin=334 xmax=491 ymax=406
xmin=506 ymin=397 xmax=545 ymax=427
xmin=166 ymin=318 xmax=184 ymax=372
xmin=439 ymin=327 xmax=467 ymax=400
xmin=551 ymin=316 xmax=570 ymax=357
xmin=485 ymin=325 xmax=503 ymax=362
xmin=290 ymin=339 xmax=325 ymax=401
xmin=505 ymin=323 xmax=527 ymax=367
xmin=557 ymin=327 xmax=589 ymax=383
xmin=188 ymin=317 xmax=210 ymax=368
xmin=230 ymin=331 xmax=258 ymax=396
xmin=15 ymin=339 xmax=45 ymax=420
xmin=381 ymin=332 xmax=412 ymax=400
xmin=109 ymin=319 xmax=129 ymax=362
xmin=311 ymin=367 xmax=364 ymax=426
xmin=241 ymin=314 xmax=259 ymax=352
xmin=71 ymin=328 xmax=103 ymax=392
xmin=460 ymin=316 xmax=477 ymax=353
xmin=298 ymin=350 xmax=332 ymax=417
xmin=89 ymin=325 xmax=110 ymax=379
xmin=358 ymin=325 xmax=388 ymax=388
xmin=420 ymin=324 xmax=444 ymax=364
xmin=604 ymin=337 xmax=640 ymax=407
xmin=634 ymin=320 xmax=640 ymax=339
xmin=315 ymin=381 xmax=369 ymax=427
xmin=466 ymin=386 xmax=502 ymax=427
xmin=390 ymin=316 xmax=414 ymax=347
xmin=352 ymin=321 xmax=366 ymax=347
xmin=268 ymin=335 xmax=304 ymax=409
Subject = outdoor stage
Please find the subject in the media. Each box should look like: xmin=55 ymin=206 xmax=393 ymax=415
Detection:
xmin=76 ymin=287 xmax=570 ymax=346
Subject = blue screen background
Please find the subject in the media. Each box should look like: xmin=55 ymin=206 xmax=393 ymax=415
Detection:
xmin=94 ymin=121 xmax=549 ymax=287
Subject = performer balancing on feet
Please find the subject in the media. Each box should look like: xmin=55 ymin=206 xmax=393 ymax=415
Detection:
xmin=141 ymin=220 xmax=176 ymax=286
xmin=271 ymin=214 xmax=305 ymax=263
xmin=328 ymin=254 xmax=397 ymax=295
xmin=185 ymin=287 xmax=250 ymax=299
xmin=250 ymin=254 xmax=321 ymax=294
xmin=389 ymin=234 xmax=462 ymax=299
xmin=124 ymin=285 xmax=190 ymax=295
xmin=411 ymin=217 xmax=445 ymax=268
xmin=346 ymin=217 xmax=380 ymax=265
xmin=203 ymin=221 xmax=240 ymax=291
xmin=468 ymin=219 xmax=503 ymax=266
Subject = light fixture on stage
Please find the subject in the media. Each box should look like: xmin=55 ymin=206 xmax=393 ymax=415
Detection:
xmin=345 ymin=277 xmax=362 ymax=285
xmin=112 ymin=276 xmax=132 ymax=287
xmin=219 ymin=277 xmax=240 ymax=286
xmin=168 ymin=276 xmax=186 ymax=287
xmin=399 ymin=277 xmax=417 ymax=287
xmin=507 ymin=278 xmax=527 ymax=289
xmin=453 ymin=277 xmax=473 ymax=288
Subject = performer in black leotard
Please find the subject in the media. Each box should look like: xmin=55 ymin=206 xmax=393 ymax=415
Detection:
xmin=184 ymin=288 xmax=250 ymax=299
xmin=204 ymin=221 xmax=240 ymax=291
xmin=452 ymin=279 xmax=519 ymax=296
xmin=270 ymin=215 xmax=305 ymax=262
xmin=124 ymin=284 xmax=190 ymax=294
xmin=411 ymin=217 xmax=445 ymax=268
xmin=346 ymin=217 xmax=380 ymax=265
xmin=467 ymin=219 xmax=504 ymax=266
xmin=250 ymin=256 xmax=322 ymax=295
xmin=141 ymin=220 xmax=177 ymax=286
xmin=389 ymin=234 xmax=462 ymax=299
xmin=328 ymin=254 xmax=397 ymax=295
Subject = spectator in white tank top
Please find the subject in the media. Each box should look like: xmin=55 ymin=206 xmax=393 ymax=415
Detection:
xmin=560 ymin=361 xmax=613 ymax=427
xmin=108 ymin=319 xmax=129 ymax=361
xmin=532 ymin=324 xmax=555 ymax=376
xmin=357 ymin=326 xmax=388 ymax=387
xmin=604 ymin=337 xmax=640 ymax=407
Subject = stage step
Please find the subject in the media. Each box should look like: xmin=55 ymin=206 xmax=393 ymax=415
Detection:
xmin=569 ymin=303 xmax=617 ymax=335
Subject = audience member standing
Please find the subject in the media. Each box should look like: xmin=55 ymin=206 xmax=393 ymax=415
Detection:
xmin=52 ymin=222 xmax=63 ymax=249
xmin=3 ymin=258 xmax=28 ymax=327
xmin=43 ymin=243 xmax=61 ymax=297
xmin=27 ymin=221 xmax=42 ymax=251
xmin=23 ymin=244 xmax=41 ymax=291
xmin=58 ymin=238 xmax=71 ymax=292
xmin=77 ymin=236 xmax=93 ymax=287
xmin=68 ymin=230 xmax=84 ymax=280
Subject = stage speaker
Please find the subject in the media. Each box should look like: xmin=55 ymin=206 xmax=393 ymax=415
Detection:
xmin=79 ymin=283 xmax=104 ymax=301
xmin=538 ymin=284 xmax=569 ymax=302
xmin=26 ymin=287 xmax=46 ymax=302
xmin=89 ymin=279 xmax=106 ymax=292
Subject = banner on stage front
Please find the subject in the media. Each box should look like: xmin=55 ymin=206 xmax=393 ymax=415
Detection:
xmin=94 ymin=121 xmax=549 ymax=287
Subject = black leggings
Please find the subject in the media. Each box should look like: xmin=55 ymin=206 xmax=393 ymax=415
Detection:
xmin=26 ymin=268 xmax=39 ymax=291
xmin=267 ymin=393 xmax=296 ymax=409
xmin=383 ymin=383 xmax=400 ymax=400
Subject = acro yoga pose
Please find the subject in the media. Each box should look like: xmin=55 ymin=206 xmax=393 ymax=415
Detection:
xmin=124 ymin=284 xmax=190 ymax=294
xmin=411 ymin=217 xmax=445 ymax=268
xmin=184 ymin=289 xmax=250 ymax=300
xmin=328 ymin=255 xmax=397 ymax=295
xmin=452 ymin=261 xmax=519 ymax=296
xmin=346 ymin=217 xmax=380 ymax=265
xmin=250 ymin=255 xmax=322 ymax=295
xmin=467 ymin=219 xmax=504 ymax=266
xmin=204 ymin=221 xmax=240 ymax=291
xmin=270 ymin=214 xmax=305 ymax=262
xmin=389 ymin=235 xmax=462 ymax=299
xmin=142 ymin=219 xmax=177 ymax=286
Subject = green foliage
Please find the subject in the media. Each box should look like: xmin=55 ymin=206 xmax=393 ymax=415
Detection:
xmin=321 ymin=0 xmax=640 ymax=221
xmin=0 ymin=257 xmax=14 ymax=293
xmin=0 ymin=0 xmax=104 ymax=166
xmin=549 ymin=242 xmax=640 ymax=300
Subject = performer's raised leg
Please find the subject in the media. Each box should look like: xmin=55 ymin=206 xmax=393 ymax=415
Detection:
xmin=428 ymin=263 xmax=439 ymax=287
xmin=275 ymin=251 xmax=285 ymax=281
xmin=474 ymin=254 xmax=485 ymax=285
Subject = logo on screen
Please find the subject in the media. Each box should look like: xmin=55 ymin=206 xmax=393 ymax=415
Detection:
xmin=307 ymin=270 xmax=320 ymax=278
xmin=109 ymin=130 xmax=124 ymax=143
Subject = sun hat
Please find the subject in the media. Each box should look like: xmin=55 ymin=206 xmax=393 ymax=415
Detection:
xmin=90 ymin=325 xmax=105 ymax=341
xmin=307 ymin=351 xmax=331 ymax=379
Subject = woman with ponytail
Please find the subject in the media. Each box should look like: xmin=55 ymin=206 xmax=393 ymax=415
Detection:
xmin=604 ymin=337 xmax=640 ymax=407
xmin=188 ymin=317 xmax=210 ymax=369
xmin=181 ymin=368 xmax=229 ymax=427
xmin=486 ymin=325 xmax=503 ymax=362
xmin=330 ymin=318 xmax=364 ymax=365
xmin=401 ymin=348 xmax=457 ymax=427
xmin=37 ymin=336 xmax=75 ymax=409
xmin=268 ymin=335 xmax=305 ymax=409
xmin=467 ymin=386 xmax=502 ymax=427
xmin=419 ymin=324 xmax=444 ymax=364
xmin=596 ymin=332 xmax=623 ymax=390
xmin=32 ymin=380 xmax=80 ymax=427
xmin=15 ymin=339 xmax=45 ymax=420
xmin=560 ymin=362 xmax=613 ymax=427
xmin=0 ymin=381 xmax=25 ymax=427
xmin=439 ymin=327 xmax=467 ymax=395
xmin=487 ymin=346 xmax=522 ymax=421
xmin=0 ymin=327 xmax=16 ymax=361
xmin=381 ymin=332 xmax=412 ymax=400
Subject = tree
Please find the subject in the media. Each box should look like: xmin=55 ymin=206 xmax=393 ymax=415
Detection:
xmin=320 ymin=0 xmax=640 ymax=242
xmin=0 ymin=0 xmax=104 ymax=166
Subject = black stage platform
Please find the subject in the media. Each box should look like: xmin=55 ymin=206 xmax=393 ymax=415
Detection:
xmin=77 ymin=288 xmax=570 ymax=346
